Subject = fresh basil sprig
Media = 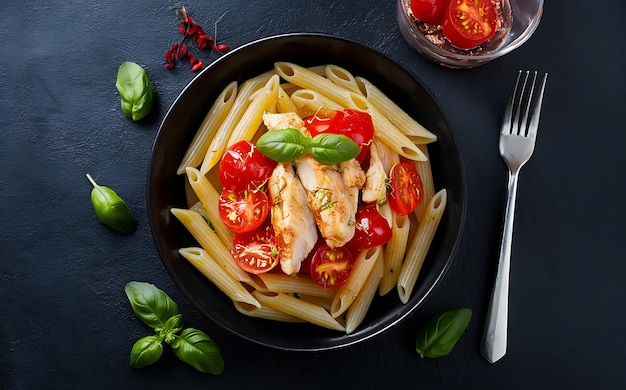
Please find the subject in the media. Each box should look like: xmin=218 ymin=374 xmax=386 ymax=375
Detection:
xmin=115 ymin=61 xmax=155 ymax=121
xmin=125 ymin=282 xmax=224 ymax=374
xmin=256 ymin=128 xmax=360 ymax=165
xmin=415 ymin=308 xmax=472 ymax=359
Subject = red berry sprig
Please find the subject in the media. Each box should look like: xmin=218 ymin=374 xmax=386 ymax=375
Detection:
xmin=165 ymin=7 xmax=230 ymax=71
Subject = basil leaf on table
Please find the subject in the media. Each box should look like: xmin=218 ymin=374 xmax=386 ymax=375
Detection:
xmin=124 ymin=281 xmax=179 ymax=329
xmin=170 ymin=328 xmax=225 ymax=375
xmin=415 ymin=308 xmax=472 ymax=358
xmin=86 ymin=173 xmax=136 ymax=234
xmin=309 ymin=133 xmax=360 ymax=165
xmin=115 ymin=61 xmax=155 ymax=121
xmin=256 ymin=128 xmax=309 ymax=162
xmin=130 ymin=335 xmax=164 ymax=369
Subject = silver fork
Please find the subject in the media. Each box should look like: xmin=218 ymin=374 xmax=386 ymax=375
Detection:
xmin=481 ymin=70 xmax=548 ymax=363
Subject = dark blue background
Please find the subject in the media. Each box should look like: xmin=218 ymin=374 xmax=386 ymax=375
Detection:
xmin=2 ymin=1 xmax=625 ymax=388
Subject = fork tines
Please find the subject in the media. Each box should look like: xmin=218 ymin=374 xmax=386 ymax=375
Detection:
xmin=503 ymin=70 xmax=548 ymax=137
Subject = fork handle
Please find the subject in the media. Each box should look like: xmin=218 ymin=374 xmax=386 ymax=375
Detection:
xmin=481 ymin=169 xmax=519 ymax=363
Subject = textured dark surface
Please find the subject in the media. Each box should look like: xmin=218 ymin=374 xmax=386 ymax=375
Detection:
xmin=1 ymin=1 xmax=625 ymax=389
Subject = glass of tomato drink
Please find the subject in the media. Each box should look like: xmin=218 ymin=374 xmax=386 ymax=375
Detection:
xmin=396 ymin=0 xmax=544 ymax=68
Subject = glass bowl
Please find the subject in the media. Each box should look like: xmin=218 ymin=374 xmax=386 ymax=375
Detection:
xmin=397 ymin=0 xmax=544 ymax=68
xmin=148 ymin=33 xmax=466 ymax=351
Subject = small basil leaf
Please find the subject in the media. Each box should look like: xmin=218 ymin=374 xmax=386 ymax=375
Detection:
xmin=130 ymin=335 xmax=163 ymax=369
xmin=115 ymin=61 xmax=155 ymax=121
xmin=256 ymin=128 xmax=309 ymax=162
xmin=415 ymin=308 xmax=472 ymax=359
xmin=159 ymin=314 xmax=184 ymax=344
xmin=86 ymin=174 xmax=136 ymax=234
xmin=170 ymin=328 xmax=224 ymax=375
xmin=309 ymin=133 xmax=360 ymax=165
xmin=125 ymin=282 xmax=179 ymax=329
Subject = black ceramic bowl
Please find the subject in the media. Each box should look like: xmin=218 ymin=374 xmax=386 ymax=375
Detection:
xmin=147 ymin=33 xmax=465 ymax=351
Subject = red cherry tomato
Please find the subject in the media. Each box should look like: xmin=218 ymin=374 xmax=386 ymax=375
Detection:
xmin=441 ymin=0 xmax=498 ymax=49
xmin=218 ymin=188 xmax=269 ymax=233
xmin=219 ymin=140 xmax=276 ymax=191
xmin=410 ymin=0 xmax=449 ymax=24
xmin=305 ymin=109 xmax=374 ymax=163
xmin=387 ymin=163 xmax=424 ymax=216
xmin=347 ymin=202 xmax=393 ymax=252
xmin=231 ymin=224 xmax=279 ymax=274
xmin=309 ymin=244 xmax=354 ymax=289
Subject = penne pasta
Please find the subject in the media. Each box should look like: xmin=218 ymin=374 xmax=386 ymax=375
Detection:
xmin=173 ymin=62 xmax=449 ymax=333
xmin=185 ymin=167 xmax=236 ymax=246
xmin=179 ymin=247 xmax=261 ymax=309
xmin=253 ymin=291 xmax=345 ymax=331
xmin=225 ymin=74 xmax=280 ymax=149
xmin=200 ymin=71 xmax=274 ymax=175
xmin=276 ymin=86 xmax=298 ymax=113
xmin=177 ymin=81 xmax=238 ymax=175
xmin=355 ymin=76 xmax=437 ymax=144
xmin=170 ymin=208 xmax=253 ymax=285
xmin=233 ymin=301 xmax=304 ymax=322
xmin=378 ymin=212 xmax=412 ymax=296
xmin=255 ymin=273 xmax=336 ymax=299
xmin=330 ymin=246 xmax=382 ymax=318
xmin=346 ymin=249 xmax=384 ymax=334
xmin=289 ymin=89 xmax=343 ymax=118
xmin=397 ymin=189 xmax=447 ymax=304
xmin=325 ymin=64 xmax=362 ymax=94
xmin=413 ymin=144 xmax=436 ymax=222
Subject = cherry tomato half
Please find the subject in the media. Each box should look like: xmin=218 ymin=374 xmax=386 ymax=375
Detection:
xmin=387 ymin=162 xmax=424 ymax=216
xmin=347 ymin=202 xmax=393 ymax=252
xmin=305 ymin=109 xmax=375 ymax=163
xmin=231 ymin=224 xmax=279 ymax=274
xmin=309 ymin=244 xmax=354 ymax=289
xmin=442 ymin=0 xmax=498 ymax=49
xmin=219 ymin=140 xmax=276 ymax=191
xmin=218 ymin=188 xmax=269 ymax=233
xmin=410 ymin=0 xmax=449 ymax=24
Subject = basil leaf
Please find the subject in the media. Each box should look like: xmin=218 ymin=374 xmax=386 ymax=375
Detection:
xmin=159 ymin=314 xmax=184 ymax=344
xmin=115 ymin=61 xmax=155 ymax=121
xmin=170 ymin=328 xmax=224 ymax=375
xmin=309 ymin=133 xmax=360 ymax=165
xmin=86 ymin=174 xmax=136 ymax=234
xmin=256 ymin=128 xmax=309 ymax=162
xmin=130 ymin=335 xmax=163 ymax=369
xmin=415 ymin=308 xmax=472 ymax=358
xmin=125 ymin=282 xmax=179 ymax=329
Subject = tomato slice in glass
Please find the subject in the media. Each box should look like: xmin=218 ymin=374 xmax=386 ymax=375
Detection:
xmin=309 ymin=244 xmax=354 ymax=289
xmin=218 ymin=188 xmax=270 ymax=233
xmin=441 ymin=0 xmax=498 ymax=49
xmin=231 ymin=224 xmax=279 ymax=274
xmin=410 ymin=0 xmax=449 ymax=24
xmin=219 ymin=140 xmax=276 ymax=191
xmin=387 ymin=162 xmax=424 ymax=216
xmin=347 ymin=202 xmax=393 ymax=252
xmin=305 ymin=109 xmax=374 ymax=163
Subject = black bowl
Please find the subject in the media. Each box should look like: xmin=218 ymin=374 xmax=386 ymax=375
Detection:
xmin=147 ymin=33 xmax=466 ymax=351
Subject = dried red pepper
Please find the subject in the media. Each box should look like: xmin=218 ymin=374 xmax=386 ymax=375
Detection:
xmin=164 ymin=7 xmax=230 ymax=71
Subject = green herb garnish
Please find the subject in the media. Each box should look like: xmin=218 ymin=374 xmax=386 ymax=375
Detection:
xmin=256 ymin=128 xmax=360 ymax=165
xmin=115 ymin=61 xmax=155 ymax=121
xmin=415 ymin=308 xmax=472 ymax=359
xmin=86 ymin=174 xmax=136 ymax=234
xmin=125 ymin=282 xmax=224 ymax=374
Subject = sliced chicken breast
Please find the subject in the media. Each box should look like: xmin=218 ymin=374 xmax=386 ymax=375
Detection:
xmin=267 ymin=162 xmax=318 ymax=275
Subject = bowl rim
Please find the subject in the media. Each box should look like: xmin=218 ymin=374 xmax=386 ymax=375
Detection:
xmin=147 ymin=32 xmax=467 ymax=351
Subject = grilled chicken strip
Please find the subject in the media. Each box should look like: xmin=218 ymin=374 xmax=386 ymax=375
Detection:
xmin=361 ymin=137 xmax=388 ymax=204
xmin=268 ymin=162 xmax=318 ymax=274
xmin=295 ymin=156 xmax=358 ymax=248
